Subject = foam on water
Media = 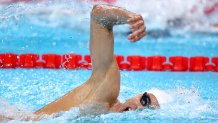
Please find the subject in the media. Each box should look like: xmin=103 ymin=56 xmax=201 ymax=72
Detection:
xmin=0 ymin=87 xmax=217 ymax=122
xmin=0 ymin=0 xmax=218 ymax=122
xmin=0 ymin=69 xmax=218 ymax=122
xmin=0 ymin=0 xmax=217 ymax=32
xmin=1 ymin=0 xmax=218 ymax=56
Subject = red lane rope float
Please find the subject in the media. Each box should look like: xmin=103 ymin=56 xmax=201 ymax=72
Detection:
xmin=204 ymin=2 xmax=218 ymax=15
xmin=170 ymin=56 xmax=188 ymax=71
xmin=0 ymin=54 xmax=3 ymax=67
xmin=147 ymin=56 xmax=166 ymax=71
xmin=115 ymin=55 xmax=130 ymax=70
xmin=0 ymin=53 xmax=19 ymax=68
xmin=63 ymin=54 xmax=82 ymax=69
xmin=163 ymin=63 xmax=172 ymax=71
xmin=190 ymin=56 xmax=209 ymax=72
xmin=81 ymin=55 xmax=92 ymax=70
xmin=212 ymin=57 xmax=218 ymax=72
xmin=42 ymin=54 xmax=62 ymax=69
xmin=20 ymin=54 xmax=39 ymax=68
xmin=0 ymin=53 xmax=218 ymax=72
xmin=127 ymin=56 xmax=146 ymax=71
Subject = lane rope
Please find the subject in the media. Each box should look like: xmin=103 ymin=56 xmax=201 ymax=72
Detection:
xmin=0 ymin=53 xmax=218 ymax=72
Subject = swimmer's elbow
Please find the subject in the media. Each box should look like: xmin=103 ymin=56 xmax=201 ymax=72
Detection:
xmin=91 ymin=4 xmax=105 ymax=17
xmin=91 ymin=4 xmax=115 ymax=27
xmin=91 ymin=4 xmax=127 ymax=27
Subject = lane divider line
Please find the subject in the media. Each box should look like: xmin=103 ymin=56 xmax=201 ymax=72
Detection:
xmin=0 ymin=53 xmax=218 ymax=72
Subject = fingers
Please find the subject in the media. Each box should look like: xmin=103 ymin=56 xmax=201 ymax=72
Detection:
xmin=127 ymin=15 xmax=143 ymax=24
xmin=130 ymin=20 xmax=144 ymax=31
xmin=127 ymin=14 xmax=146 ymax=42
xmin=128 ymin=32 xmax=145 ymax=42
xmin=128 ymin=26 xmax=146 ymax=42
xmin=132 ymin=26 xmax=146 ymax=36
xmin=133 ymin=31 xmax=146 ymax=42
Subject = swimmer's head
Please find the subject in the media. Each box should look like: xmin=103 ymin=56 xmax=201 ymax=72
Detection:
xmin=147 ymin=88 xmax=173 ymax=105
xmin=119 ymin=92 xmax=159 ymax=112
xmin=119 ymin=89 xmax=173 ymax=112
xmin=140 ymin=92 xmax=160 ymax=109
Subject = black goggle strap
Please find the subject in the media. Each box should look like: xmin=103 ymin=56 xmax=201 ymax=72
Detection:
xmin=140 ymin=92 xmax=151 ymax=107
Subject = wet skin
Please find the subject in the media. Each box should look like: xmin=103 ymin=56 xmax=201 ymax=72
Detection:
xmin=1 ymin=4 xmax=158 ymax=121
xmin=34 ymin=4 xmax=147 ymax=115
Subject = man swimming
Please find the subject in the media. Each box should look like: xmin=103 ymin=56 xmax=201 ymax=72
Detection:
xmin=34 ymin=4 xmax=159 ymax=115
xmin=1 ymin=4 xmax=172 ymax=121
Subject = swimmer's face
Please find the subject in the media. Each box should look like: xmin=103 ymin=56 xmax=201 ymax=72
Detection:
xmin=119 ymin=93 xmax=160 ymax=112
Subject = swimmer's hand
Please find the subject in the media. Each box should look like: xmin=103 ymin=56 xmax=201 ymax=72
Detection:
xmin=127 ymin=15 xmax=146 ymax=42
xmin=91 ymin=5 xmax=146 ymax=42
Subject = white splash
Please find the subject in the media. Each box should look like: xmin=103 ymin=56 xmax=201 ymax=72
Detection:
xmin=0 ymin=0 xmax=217 ymax=32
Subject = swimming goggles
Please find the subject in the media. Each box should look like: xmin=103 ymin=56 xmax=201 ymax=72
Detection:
xmin=140 ymin=92 xmax=151 ymax=107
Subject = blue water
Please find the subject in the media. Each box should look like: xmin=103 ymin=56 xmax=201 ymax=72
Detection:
xmin=1 ymin=19 xmax=218 ymax=57
xmin=0 ymin=1 xmax=218 ymax=123
xmin=0 ymin=69 xmax=218 ymax=122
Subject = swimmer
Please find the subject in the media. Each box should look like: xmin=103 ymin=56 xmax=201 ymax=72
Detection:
xmin=35 ymin=4 xmax=149 ymax=115
xmin=1 ymin=4 xmax=172 ymax=121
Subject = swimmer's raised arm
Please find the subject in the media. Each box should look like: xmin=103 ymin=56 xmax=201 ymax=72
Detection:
xmin=0 ymin=5 xmax=146 ymax=121
xmin=33 ymin=4 xmax=146 ymax=117
xmin=34 ymin=4 xmax=146 ymax=116
xmin=91 ymin=4 xmax=146 ymax=42
xmin=89 ymin=4 xmax=146 ymax=112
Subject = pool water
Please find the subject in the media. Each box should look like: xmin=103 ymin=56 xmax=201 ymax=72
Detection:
xmin=0 ymin=70 xmax=218 ymax=122
xmin=0 ymin=0 xmax=218 ymax=122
